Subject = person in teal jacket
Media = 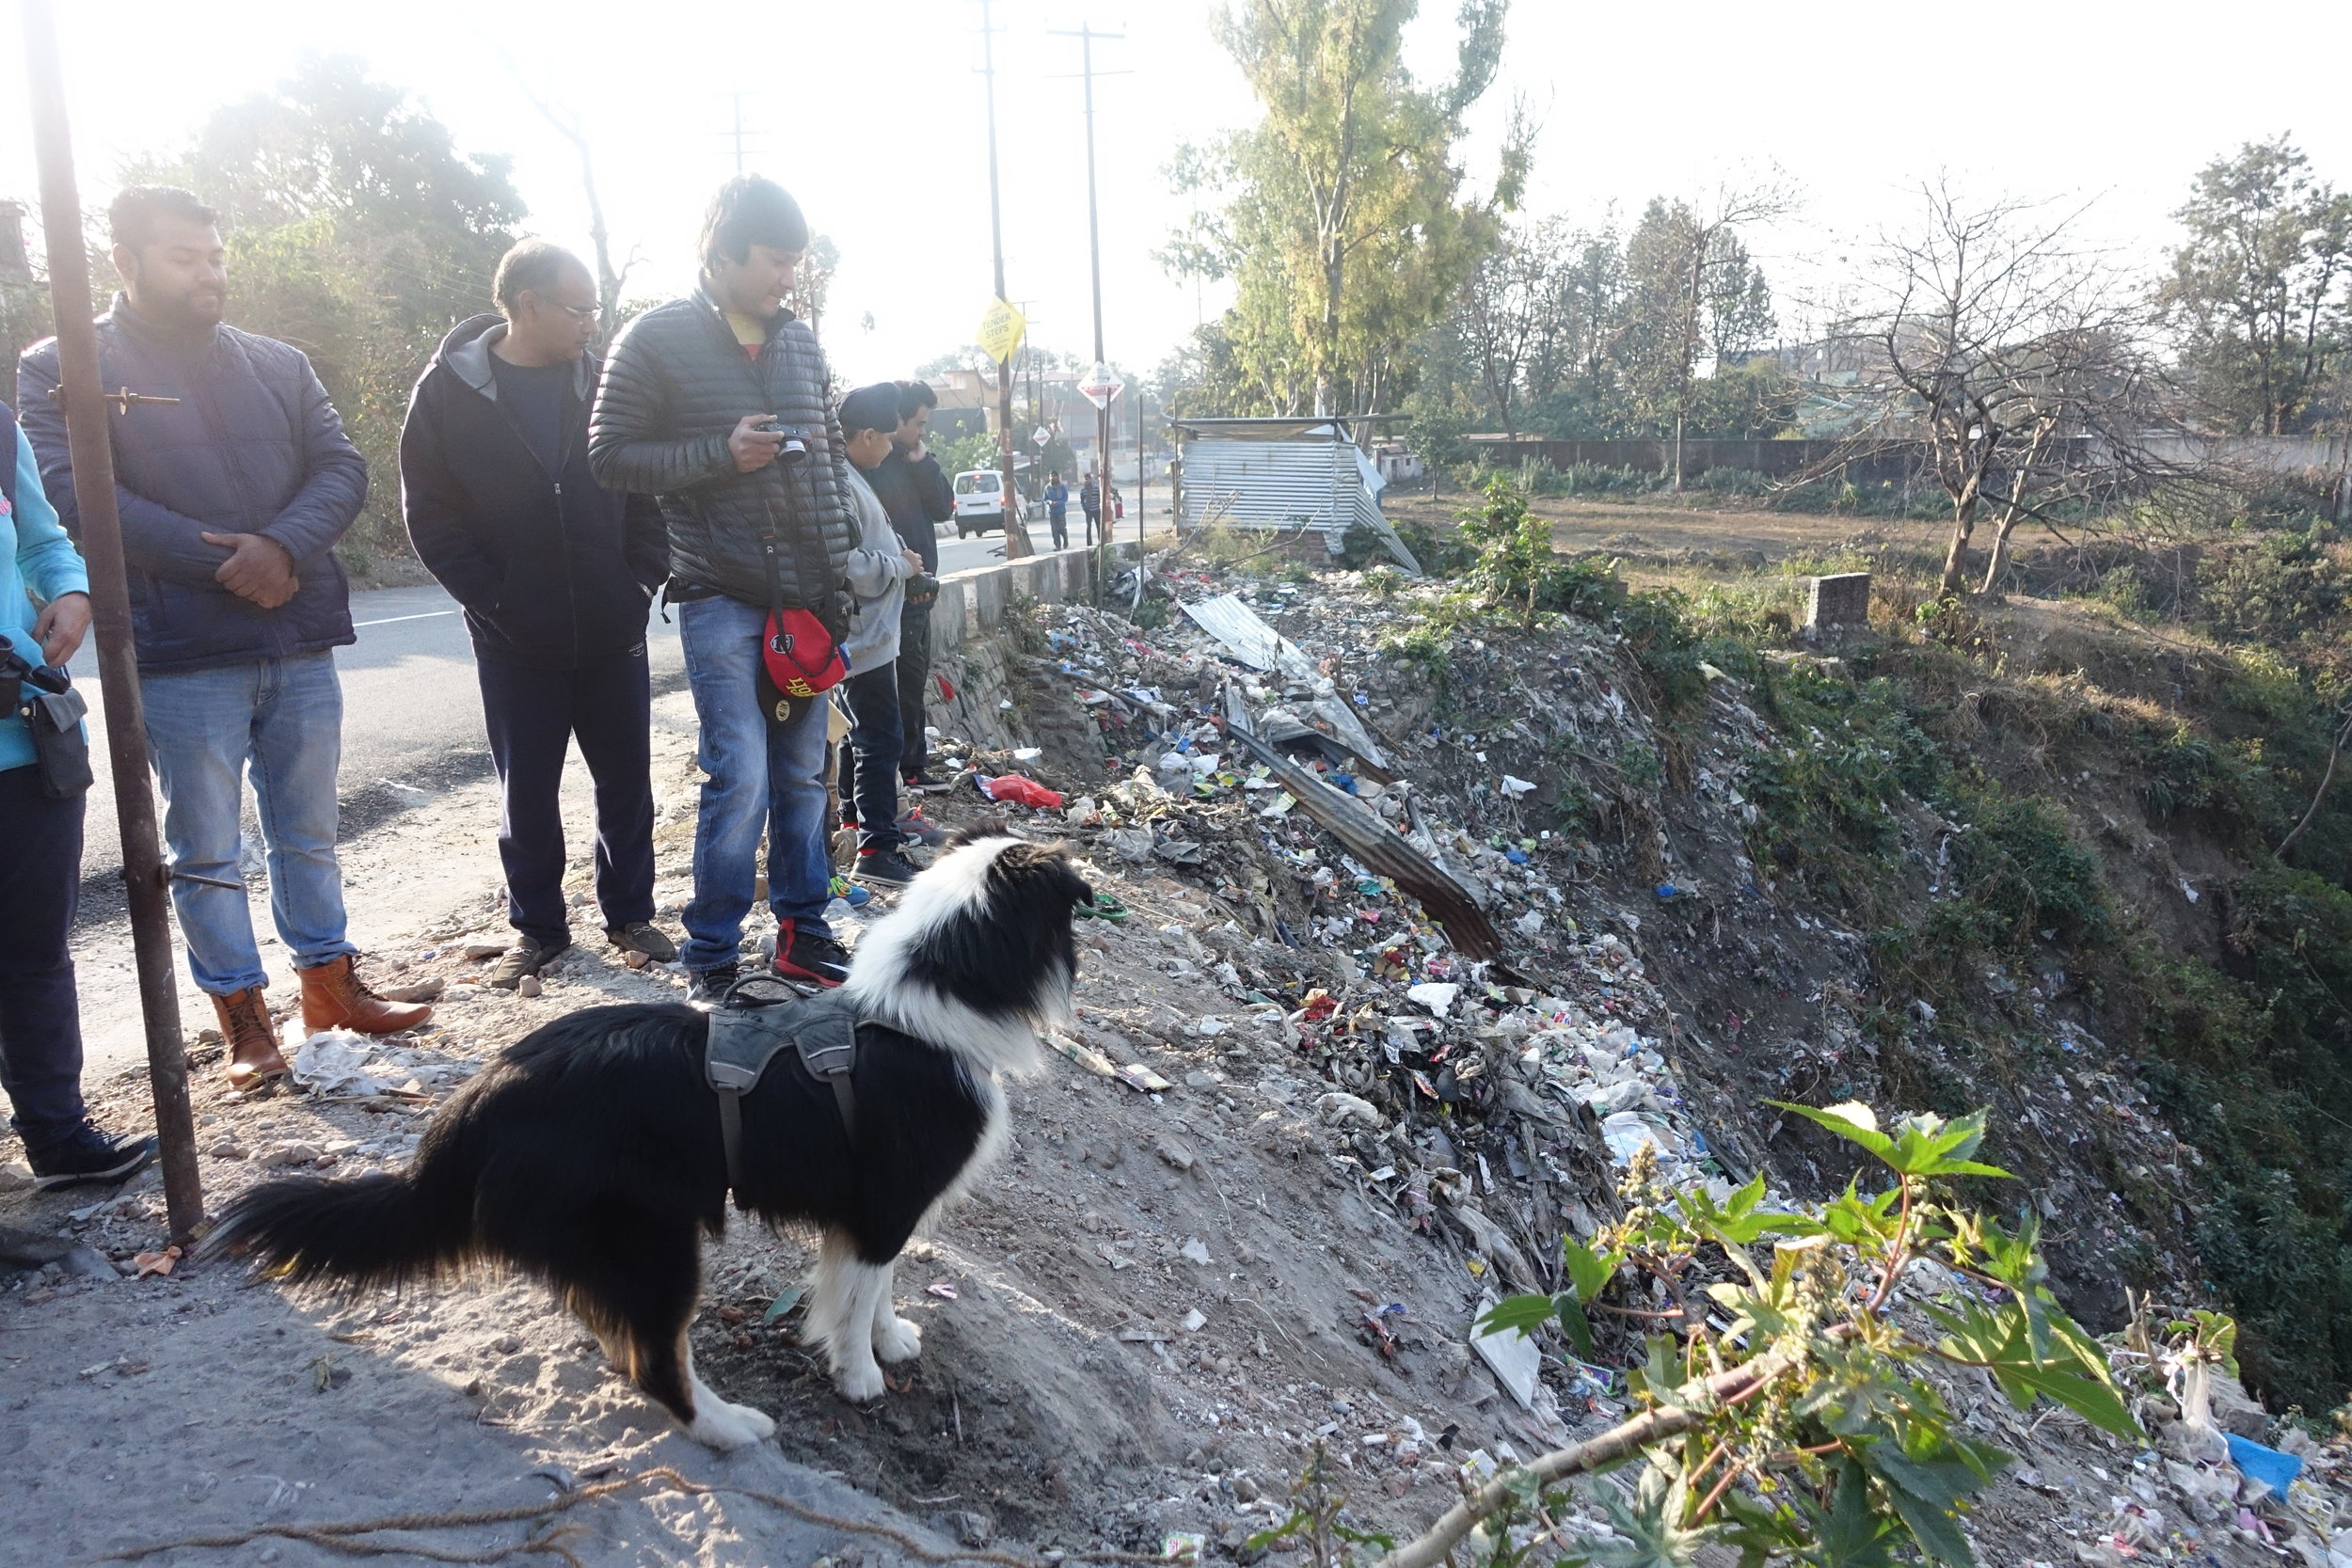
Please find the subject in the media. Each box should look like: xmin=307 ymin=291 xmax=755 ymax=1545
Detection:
xmin=0 ymin=402 xmax=157 ymax=1188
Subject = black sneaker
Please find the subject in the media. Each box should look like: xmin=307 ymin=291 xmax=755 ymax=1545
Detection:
xmin=852 ymin=850 xmax=921 ymax=888
xmin=490 ymin=935 xmax=569 ymax=990
xmin=604 ymin=922 xmax=679 ymax=963
xmin=30 ymin=1125 xmax=158 ymax=1191
xmin=772 ymin=921 xmax=850 ymax=988
xmin=687 ymin=963 xmax=741 ymax=1004
xmin=901 ymin=768 xmax=952 ymax=794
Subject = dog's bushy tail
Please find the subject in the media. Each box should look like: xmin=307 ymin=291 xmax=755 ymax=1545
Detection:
xmin=208 ymin=1167 xmax=471 ymax=1290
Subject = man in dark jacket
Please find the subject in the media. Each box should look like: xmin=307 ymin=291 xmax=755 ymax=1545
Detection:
xmin=588 ymin=175 xmax=860 ymax=994
xmin=864 ymin=379 xmax=955 ymax=793
xmin=401 ymin=241 xmax=675 ymax=989
xmin=18 ymin=186 xmax=428 ymax=1092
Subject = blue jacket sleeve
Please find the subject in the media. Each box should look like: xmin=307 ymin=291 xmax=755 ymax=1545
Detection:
xmin=16 ymin=347 xmax=230 ymax=587
xmin=261 ymin=351 xmax=367 ymax=566
xmin=11 ymin=427 xmax=88 ymax=606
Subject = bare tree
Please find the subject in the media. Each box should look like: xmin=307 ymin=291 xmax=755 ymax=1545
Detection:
xmin=1454 ymin=215 xmax=1568 ymax=442
xmin=1668 ymin=178 xmax=1796 ymax=488
xmin=501 ymin=56 xmax=632 ymax=338
xmin=1847 ymin=183 xmax=2185 ymax=596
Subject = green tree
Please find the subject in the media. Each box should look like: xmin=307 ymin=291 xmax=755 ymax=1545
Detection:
xmin=2159 ymin=135 xmax=2352 ymax=436
xmin=128 ymin=55 xmax=525 ymax=566
xmin=1614 ymin=188 xmax=1789 ymax=482
xmin=1166 ymin=0 xmax=1527 ymax=417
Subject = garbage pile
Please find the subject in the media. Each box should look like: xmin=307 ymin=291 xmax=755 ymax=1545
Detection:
xmin=920 ymin=574 xmax=1742 ymax=1326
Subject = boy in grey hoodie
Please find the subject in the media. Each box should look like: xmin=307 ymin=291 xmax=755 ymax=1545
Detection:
xmin=834 ymin=383 xmax=923 ymax=886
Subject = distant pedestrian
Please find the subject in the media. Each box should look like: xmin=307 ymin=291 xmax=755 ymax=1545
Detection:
xmin=19 ymin=186 xmax=429 ymax=1093
xmin=400 ymin=240 xmax=675 ymax=990
xmin=831 ymin=383 xmax=922 ymax=888
xmin=589 ymin=175 xmax=861 ymax=994
xmin=1079 ymin=470 xmax=1101 ymax=546
xmin=0 ymin=396 xmax=157 ymax=1187
xmin=864 ymin=379 xmax=953 ymax=793
xmin=1043 ymin=470 xmax=1069 ymax=549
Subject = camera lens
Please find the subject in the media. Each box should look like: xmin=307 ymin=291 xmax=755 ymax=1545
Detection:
xmin=778 ymin=438 xmax=808 ymax=467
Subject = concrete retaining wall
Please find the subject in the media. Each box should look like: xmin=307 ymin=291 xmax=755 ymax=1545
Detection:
xmin=919 ymin=543 xmax=1123 ymax=756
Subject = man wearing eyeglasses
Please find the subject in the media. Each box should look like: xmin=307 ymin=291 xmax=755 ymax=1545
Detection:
xmin=400 ymin=240 xmax=674 ymax=990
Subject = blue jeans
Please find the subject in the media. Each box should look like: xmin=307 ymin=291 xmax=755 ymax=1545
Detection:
xmin=142 ymin=653 xmax=354 ymax=995
xmin=677 ymin=594 xmax=834 ymax=972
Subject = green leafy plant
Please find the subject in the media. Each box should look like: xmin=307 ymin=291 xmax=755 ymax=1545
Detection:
xmin=1460 ymin=476 xmax=1556 ymax=625
xmin=1262 ymin=1101 xmax=2134 ymax=1568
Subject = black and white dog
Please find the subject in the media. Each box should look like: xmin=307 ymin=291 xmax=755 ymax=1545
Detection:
xmin=211 ymin=831 xmax=1089 ymax=1449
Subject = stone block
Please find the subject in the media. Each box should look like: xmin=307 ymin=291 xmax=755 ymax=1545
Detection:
xmin=1806 ymin=572 xmax=1871 ymax=632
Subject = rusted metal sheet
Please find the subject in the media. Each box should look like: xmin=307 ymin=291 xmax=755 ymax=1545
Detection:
xmin=1221 ymin=684 xmax=1501 ymax=960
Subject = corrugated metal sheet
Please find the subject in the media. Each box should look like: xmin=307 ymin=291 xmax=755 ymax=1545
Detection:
xmin=1179 ymin=437 xmax=1360 ymax=531
xmin=1177 ymin=430 xmax=1423 ymax=574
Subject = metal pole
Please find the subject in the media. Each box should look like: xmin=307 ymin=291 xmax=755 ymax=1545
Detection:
xmin=978 ymin=0 xmax=1029 ymax=558
xmin=22 ymin=0 xmax=203 ymax=1243
xmin=1080 ymin=24 xmax=1106 ymax=602
xmin=1134 ymin=370 xmax=1145 ymax=590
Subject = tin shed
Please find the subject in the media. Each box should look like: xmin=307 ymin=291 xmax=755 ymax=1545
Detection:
xmin=1171 ymin=418 xmax=1421 ymax=573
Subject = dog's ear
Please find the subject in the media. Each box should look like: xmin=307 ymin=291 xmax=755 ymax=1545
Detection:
xmin=945 ymin=819 xmax=1016 ymax=850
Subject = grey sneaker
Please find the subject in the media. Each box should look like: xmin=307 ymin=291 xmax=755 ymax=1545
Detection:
xmin=490 ymin=936 xmax=569 ymax=990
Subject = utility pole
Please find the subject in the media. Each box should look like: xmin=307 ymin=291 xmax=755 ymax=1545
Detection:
xmin=22 ymin=0 xmax=203 ymax=1244
xmin=1048 ymin=21 xmax=1125 ymax=596
xmin=720 ymin=91 xmax=755 ymax=174
xmin=977 ymin=0 xmax=1030 ymax=557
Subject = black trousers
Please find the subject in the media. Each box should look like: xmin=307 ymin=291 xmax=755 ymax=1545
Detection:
xmin=896 ymin=599 xmax=933 ymax=777
xmin=476 ymin=646 xmax=657 ymax=946
xmin=1049 ymin=511 xmax=1069 ymax=548
xmin=834 ymin=662 xmax=904 ymax=853
xmin=0 ymin=763 xmax=89 ymax=1150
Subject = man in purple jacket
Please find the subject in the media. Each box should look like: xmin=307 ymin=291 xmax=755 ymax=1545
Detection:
xmin=19 ymin=186 xmax=429 ymax=1094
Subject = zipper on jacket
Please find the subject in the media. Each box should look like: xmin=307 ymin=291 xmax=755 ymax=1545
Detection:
xmin=484 ymin=365 xmax=585 ymax=665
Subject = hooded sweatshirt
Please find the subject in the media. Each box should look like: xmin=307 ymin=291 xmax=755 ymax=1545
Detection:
xmin=400 ymin=314 xmax=666 ymax=669
xmin=839 ymin=465 xmax=912 ymax=675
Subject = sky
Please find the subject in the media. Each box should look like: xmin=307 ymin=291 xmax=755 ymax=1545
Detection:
xmin=7 ymin=0 xmax=2351 ymax=388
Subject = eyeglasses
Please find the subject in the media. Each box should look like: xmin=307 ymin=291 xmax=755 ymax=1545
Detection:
xmin=553 ymin=301 xmax=602 ymax=322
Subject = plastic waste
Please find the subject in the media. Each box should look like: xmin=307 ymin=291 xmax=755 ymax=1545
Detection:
xmin=974 ymin=773 xmax=1065 ymax=810
xmin=2225 ymin=1433 xmax=2303 ymax=1499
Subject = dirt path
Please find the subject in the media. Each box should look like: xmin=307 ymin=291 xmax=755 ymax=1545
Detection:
xmin=1386 ymin=491 xmax=1951 ymax=569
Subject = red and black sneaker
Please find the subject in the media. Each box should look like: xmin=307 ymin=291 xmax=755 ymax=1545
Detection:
xmin=771 ymin=920 xmax=850 ymax=988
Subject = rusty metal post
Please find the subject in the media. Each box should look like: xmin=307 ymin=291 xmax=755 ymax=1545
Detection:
xmin=22 ymin=0 xmax=204 ymax=1243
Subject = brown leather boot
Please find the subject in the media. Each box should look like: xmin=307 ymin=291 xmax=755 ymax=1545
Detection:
xmin=299 ymin=954 xmax=432 ymax=1036
xmin=211 ymin=986 xmax=288 ymax=1093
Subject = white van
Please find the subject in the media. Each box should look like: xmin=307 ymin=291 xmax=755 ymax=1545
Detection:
xmin=952 ymin=469 xmax=1006 ymax=537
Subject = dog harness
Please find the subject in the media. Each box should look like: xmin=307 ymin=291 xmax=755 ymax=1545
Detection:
xmin=704 ymin=978 xmax=862 ymax=1196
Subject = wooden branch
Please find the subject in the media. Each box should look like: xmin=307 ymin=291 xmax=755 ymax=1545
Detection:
xmin=2277 ymin=706 xmax=2352 ymax=858
xmin=1366 ymin=1340 xmax=1807 ymax=1568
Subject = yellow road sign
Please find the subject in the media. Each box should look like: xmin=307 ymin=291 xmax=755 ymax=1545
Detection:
xmin=977 ymin=297 xmax=1026 ymax=362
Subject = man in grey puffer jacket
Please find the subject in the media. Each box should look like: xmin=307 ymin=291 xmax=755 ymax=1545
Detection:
xmin=588 ymin=176 xmax=860 ymax=992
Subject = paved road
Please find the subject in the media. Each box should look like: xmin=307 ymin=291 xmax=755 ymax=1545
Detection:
xmin=66 ymin=508 xmax=1168 ymax=906
xmin=68 ymin=585 xmax=688 ymax=909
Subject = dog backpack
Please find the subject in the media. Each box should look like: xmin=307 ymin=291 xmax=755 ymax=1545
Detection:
xmin=703 ymin=977 xmax=862 ymax=1200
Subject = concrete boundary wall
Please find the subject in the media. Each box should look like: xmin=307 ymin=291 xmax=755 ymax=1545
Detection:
xmin=926 ymin=542 xmax=1129 ymax=658
xmin=918 ymin=542 xmax=1113 ymax=757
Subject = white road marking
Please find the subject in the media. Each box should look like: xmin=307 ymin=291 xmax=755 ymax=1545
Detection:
xmin=352 ymin=610 xmax=460 ymax=628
